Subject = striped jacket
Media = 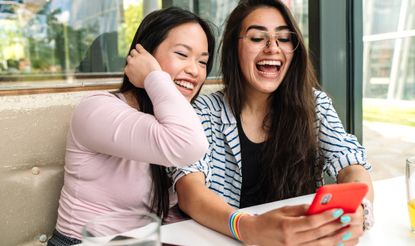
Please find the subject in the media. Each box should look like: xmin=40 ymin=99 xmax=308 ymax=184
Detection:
xmin=170 ymin=90 xmax=371 ymax=208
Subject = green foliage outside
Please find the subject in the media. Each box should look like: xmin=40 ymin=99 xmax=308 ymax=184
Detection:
xmin=118 ymin=3 xmax=143 ymax=58
xmin=363 ymin=100 xmax=415 ymax=127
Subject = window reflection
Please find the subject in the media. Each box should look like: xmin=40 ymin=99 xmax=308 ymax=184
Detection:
xmin=0 ymin=0 xmax=145 ymax=88
xmin=0 ymin=0 xmax=308 ymax=90
xmin=363 ymin=0 xmax=415 ymax=180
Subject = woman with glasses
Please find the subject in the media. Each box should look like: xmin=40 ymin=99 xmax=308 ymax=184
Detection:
xmin=171 ymin=0 xmax=374 ymax=245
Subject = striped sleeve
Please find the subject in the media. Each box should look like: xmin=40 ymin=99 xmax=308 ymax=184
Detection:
xmin=169 ymin=100 xmax=213 ymax=190
xmin=315 ymin=91 xmax=372 ymax=177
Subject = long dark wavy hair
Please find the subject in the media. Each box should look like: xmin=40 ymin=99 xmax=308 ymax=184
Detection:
xmin=119 ymin=7 xmax=215 ymax=219
xmin=221 ymin=0 xmax=322 ymax=203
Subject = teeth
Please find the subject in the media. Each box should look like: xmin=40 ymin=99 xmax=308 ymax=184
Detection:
xmin=256 ymin=60 xmax=282 ymax=66
xmin=174 ymin=80 xmax=194 ymax=90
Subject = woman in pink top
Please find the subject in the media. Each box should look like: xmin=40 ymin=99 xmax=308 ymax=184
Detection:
xmin=48 ymin=7 xmax=215 ymax=245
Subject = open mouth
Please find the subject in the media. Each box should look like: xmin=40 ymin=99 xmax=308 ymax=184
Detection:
xmin=256 ymin=60 xmax=282 ymax=74
xmin=174 ymin=80 xmax=194 ymax=91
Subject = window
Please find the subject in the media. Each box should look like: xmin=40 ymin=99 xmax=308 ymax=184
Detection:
xmin=362 ymin=0 xmax=415 ymax=180
xmin=0 ymin=0 xmax=308 ymax=92
xmin=0 ymin=0 xmax=152 ymax=91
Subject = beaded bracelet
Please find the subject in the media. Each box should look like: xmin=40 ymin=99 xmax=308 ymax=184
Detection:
xmin=228 ymin=211 xmax=248 ymax=241
xmin=361 ymin=198 xmax=374 ymax=231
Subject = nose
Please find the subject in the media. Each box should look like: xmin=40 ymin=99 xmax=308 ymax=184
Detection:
xmin=184 ymin=60 xmax=199 ymax=77
xmin=264 ymin=38 xmax=281 ymax=53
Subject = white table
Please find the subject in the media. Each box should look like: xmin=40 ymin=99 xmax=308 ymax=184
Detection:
xmin=161 ymin=176 xmax=415 ymax=245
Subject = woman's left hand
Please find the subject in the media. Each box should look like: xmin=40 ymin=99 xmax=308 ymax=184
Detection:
xmin=336 ymin=205 xmax=365 ymax=245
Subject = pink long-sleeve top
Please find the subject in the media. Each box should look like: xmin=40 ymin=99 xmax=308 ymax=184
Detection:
xmin=55 ymin=71 xmax=208 ymax=239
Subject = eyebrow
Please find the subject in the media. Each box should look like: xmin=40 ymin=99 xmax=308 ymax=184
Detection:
xmin=174 ymin=43 xmax=209 ymax=56
xmin=246 ymin=25 xmax=290 ymax=33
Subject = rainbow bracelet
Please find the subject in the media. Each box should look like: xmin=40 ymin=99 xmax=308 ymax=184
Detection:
xmin=228 ymin=211 xmax=248 ymax=241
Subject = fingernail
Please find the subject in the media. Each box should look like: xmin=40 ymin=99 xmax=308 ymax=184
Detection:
xmin=342 ymin=232 xmax=352 ymax=241
xmin=332 ymin=209 xmax=344 ymax=218
xmin=337 ymin=243 xmax=344 ymax=246
xmin=340 ymin=215 xmax=351 ymax=224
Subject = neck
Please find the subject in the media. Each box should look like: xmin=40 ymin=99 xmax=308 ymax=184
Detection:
xmin=242 ymin=88 xmax=269 ymax=118
xmin=239 ymin=87 xmax=270 ymax=143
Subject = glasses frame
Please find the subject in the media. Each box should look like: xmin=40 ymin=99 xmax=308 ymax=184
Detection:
xmin=239 ymin=30 xmax=300 ymax=53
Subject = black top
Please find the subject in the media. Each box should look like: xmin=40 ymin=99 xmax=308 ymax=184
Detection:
xmin=237 ymin=116 xmax=265 ymax=208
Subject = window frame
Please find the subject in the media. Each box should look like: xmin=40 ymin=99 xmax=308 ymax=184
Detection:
xmin=309 ymin=0 xmax=363 ymax=140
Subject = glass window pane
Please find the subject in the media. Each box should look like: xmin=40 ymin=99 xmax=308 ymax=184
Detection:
xmin=0 ymin=0 xmax=145 ymax=89
xmin=363 ymin=0 xmax=415 ymax=180
xmin=0 ymin=0 xmax=309 ymax=91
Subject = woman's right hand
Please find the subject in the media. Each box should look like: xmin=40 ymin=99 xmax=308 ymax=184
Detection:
xmin=239 ymin=204 xmax=352 ymax=246
xmin=124 ymin=44 xmax=162 ymax=88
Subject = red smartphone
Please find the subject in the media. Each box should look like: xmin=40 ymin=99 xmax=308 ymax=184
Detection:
xmin=306 ymin=183 xmax=368 ymax=215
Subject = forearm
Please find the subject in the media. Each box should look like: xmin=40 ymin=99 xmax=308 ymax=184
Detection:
xmin=337 ymin=164 xmax=374 ymax=202
xmin=176 ymin=173 xmax=235 ymax=237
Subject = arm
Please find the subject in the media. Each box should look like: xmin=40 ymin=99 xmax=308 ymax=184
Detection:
xmin=316 ymin=91 xmax=374 ymax=243
xmin=176 ymin=172 xmax=353 ymax=246
xmin=338 ymin=165 xmax=374 ymax=202
xmin=337 ymin=165 xmax=374 ymax=244
xmin=172 ymin=92 xmax=353 ymax=245
xmin=176 ymin=172 xmax=234 ymax=236
xmin=315 ymin=91 xmax=372 ymax=187
xmin=71 ymin=46 xmax=208 ymax=167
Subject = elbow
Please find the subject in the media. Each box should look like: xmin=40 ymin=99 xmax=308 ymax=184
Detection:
xmin=172 ymin=135 xmax=208 ymax=167
xmin=175 ymin=172 xmax=206 ymax=218
xmin=186 ymin=137 xmax=209 ymax=164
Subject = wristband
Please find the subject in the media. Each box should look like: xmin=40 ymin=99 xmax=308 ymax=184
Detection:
xmin=228 ymin=211 xmax=248 ymax=241
xmin=361 ymin=198 xmax=374 ymax=231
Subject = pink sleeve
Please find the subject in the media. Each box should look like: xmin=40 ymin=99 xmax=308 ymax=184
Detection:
xmin=70 ymin=71 xmax=208 ymax=167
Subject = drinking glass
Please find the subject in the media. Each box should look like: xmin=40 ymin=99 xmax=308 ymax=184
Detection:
xmin=406 ymin=156 xmax=415 ymax=232
xmin=82 ymin=211 xmax=161 ymax=246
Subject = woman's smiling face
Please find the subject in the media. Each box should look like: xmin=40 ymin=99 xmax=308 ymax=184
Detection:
xmin=238 ymin=7 xmax=294 ymax=96
xmin=153 ymin=22 xmax=209 ymax=101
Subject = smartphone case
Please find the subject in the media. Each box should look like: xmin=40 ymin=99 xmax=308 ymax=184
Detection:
xmin=307 ymin=182 xmax=368 ymax=215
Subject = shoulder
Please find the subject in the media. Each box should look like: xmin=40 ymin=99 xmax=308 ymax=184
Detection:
xmin=72 ymin=91 xmax=130 ymax=123
xmin=76 ymin=91 xmax=124 ymax=111
xmin=313 ymin=89 xmax=332 ymax=105
xmin=192 ymin=90 xmax=226 ymax=113
xmin=79 ymin=91 xmax=120 ymax=105
xmin=313 ymin=89 xmax=334 ymax=114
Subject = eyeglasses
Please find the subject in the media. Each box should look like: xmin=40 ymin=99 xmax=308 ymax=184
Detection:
xmin=239 ymin=30 xmax=299 ymax=53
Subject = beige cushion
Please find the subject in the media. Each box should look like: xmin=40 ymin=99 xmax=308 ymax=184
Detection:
xmin=0 ymin=85 xmax=223 ymax=245
xmin=0 ymin=104 xmax=74 ymax=245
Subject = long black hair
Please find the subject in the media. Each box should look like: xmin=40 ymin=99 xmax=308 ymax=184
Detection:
xmin=221 ymin=0 xmax=322 ymax=203
xmin=119 ymin=7 xmax=215 ymax=219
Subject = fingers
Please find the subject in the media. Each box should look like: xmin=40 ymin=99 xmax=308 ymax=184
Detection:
xmin=343 ymin=238 xmax=359 ymax=246
xmin=128 ymin=44 xmax=145 ymax=61
xmin=135 ymin=43 xmax=149 ymax=55
xmin=297 ymin=219 xmax=344 ymax=244
xmin=126 ymin=45 xmax=142 ymax=67
xmin=301 ymin=226 xmax=357 ymax=246
xmin=293 ymin=208 xmax=344 ymax=232
xmin=130 ymin=48 xmax=139 ymax=57
xmin=135 ymin=43 xmax=143 ymax=53
xmin=300 ymin=212 xmax=363 ymax=246
xmin=347 ymin=206 xmax=364 ymax=227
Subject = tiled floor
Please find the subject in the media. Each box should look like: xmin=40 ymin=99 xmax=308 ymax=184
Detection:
xmin=363 ymin=121 xmax=415 ymax=181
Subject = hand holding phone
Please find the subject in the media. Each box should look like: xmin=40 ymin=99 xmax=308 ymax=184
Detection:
xmin=307 ymin=183 xmax=368 ymax=215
